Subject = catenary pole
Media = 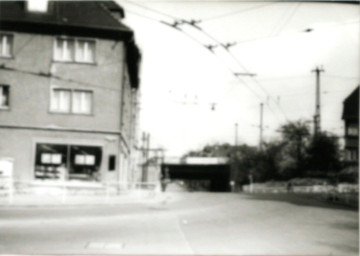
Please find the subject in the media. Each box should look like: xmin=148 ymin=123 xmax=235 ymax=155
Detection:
xmin=312 ymin=66 xmax=324 ymax=136
xmin=259 ymin=103 xmax=264 ymax=150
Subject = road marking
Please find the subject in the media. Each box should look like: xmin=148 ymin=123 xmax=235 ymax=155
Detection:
xmin=86 ymin=242 xmax=105 ymax=249
xmin=175 ymin=215 xmax=194 ymax=254
xmin=105 ymin=243 xmax=125 ymax=249
xmin=86 ymin=242 xmax=124 ymax=249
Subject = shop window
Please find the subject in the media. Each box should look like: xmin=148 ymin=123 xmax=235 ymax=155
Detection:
xmin=35 ymin=143 xmax=102 ymax=181
xmin=0 ymin=85 xmax=9 ymax=108
xmin=0 ymin=34 xmax=13 ymax=58
xmin=34 ymin=144 xmax=67 ymax=180
xmin=69 ymin=145 xmax=102 ymax=181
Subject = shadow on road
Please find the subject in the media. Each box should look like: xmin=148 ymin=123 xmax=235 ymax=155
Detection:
xmin=242 ymin=193 xmax=359 ymax=211
xmin=331 ymin=221 xmax=359 ymax=231
xmin=317 ymin=240 xmax=359 ymax=254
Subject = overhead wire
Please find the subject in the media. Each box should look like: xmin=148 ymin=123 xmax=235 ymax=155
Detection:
xmin=185 ymin=18 xmax=289 ymax=122
xmin=122 ymin=0 xmax=290 ymax=123
xmin=0 ymin=65 xmax=123 ymax=92
xmin=14 ymin=35 xmax=36 ymax=56
xmin=122 ymin=0 xmax=176 ymax=19
xmin=201 ymin=2 xmax=277 ymax=22
xmin=268 ymin=3 xmax=297 ymax=36
xmin=233 ymin=19 xmax=359 ymax=45
xmin=122 ymin=1 xmax=267 ymax=102
xmin=70 ymin=3 xmax=360 ymax=134
xmin=272 ymin=2 xmax=301 ymax=36
xmin=123 ymin=1 xmax=360 ymax=124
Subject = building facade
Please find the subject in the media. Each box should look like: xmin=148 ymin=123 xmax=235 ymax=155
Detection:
xmin=342 ymin=86 xmax=359 ymax=167
xmin=0 ymin=1 xmax=141 ymax=189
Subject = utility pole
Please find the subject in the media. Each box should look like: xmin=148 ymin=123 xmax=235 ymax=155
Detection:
xmin=141 ymin=132 xmax=147 ymax=182
xmin=259 ymin=103 xmax=264 ymax=150
xmin=144 ymin=133 xmax=150 ymax=183
xmin=312 ymin=66 xmax=324 ymax=136
xmin=234 ymin=123 xmax=238 ymax=147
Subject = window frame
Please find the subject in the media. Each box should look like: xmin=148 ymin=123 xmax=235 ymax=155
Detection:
xmin=50 ymin=86 xmax=93 ymax=115
xmin=71 ymin=89 xmax=93 ymax=114
xmin=50 ymin=87 xmax=72 ymax=113
xmin=0 ymin=84 xmax=10 ymax=109
xmin=0 ymin=33 xmax=14 ymax=58
xmin=347 ymin=124 xmax=358 ymax=136
xmin=53 ymin=37 xmax=96 ymax=64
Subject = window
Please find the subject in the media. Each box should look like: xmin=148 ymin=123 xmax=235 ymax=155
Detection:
xmin=76 ymin=40 xmax=95 ymax=63
xmin=75 ymin=154 xmax=95 ymax=165
xmin=72 ymin=90 xmax=92 ymax=114
xmin=345 ymin=149 xmax=358 ymax=161
xmin=50 ymin=88 xmax=71 ymax=113
xmin=54 ymin=38 xmax=75 ymax=62
xmin=0 ymin=85 xmax=10 ymax=108
xmin=50 ymin=88 xmax=92 ymax=114
xmin=347 ymin=124 xmax=358 ymax=136
xmin=54 ymin=38 xmax=95 ymax=63
xmin=0 ymin=34 xmax=13 ymax=57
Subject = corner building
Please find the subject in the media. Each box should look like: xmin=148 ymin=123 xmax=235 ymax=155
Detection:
xmin=0 ymin=1 xmax=141 ymax=190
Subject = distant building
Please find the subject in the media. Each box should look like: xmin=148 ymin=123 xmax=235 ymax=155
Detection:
xmin=342 ymin=86 xmax=359 ymax=166
xmin=0 ymin=1 xmax=141 ymax=190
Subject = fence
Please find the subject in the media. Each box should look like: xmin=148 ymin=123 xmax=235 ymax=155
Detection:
xmin=242 ymin=183 xmax=359 ymax=194
xmin=0 ymin=158 xmax=14 ymax=204
xmin=0 ymin=179 xmax=161 ymax=205
xmin=242 ymin=183 xmax=359 ymax=208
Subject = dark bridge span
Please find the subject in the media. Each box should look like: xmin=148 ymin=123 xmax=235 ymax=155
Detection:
xmin=161 ymin=163 xmax=231 ymax=192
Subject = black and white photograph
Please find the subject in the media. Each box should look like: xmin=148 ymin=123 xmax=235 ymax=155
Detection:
xmin=0 ymin=0 xmax=359 ymax=255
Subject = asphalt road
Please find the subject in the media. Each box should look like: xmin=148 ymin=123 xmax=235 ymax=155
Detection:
xmin=0 ymin=191 xmax=358 ymax=255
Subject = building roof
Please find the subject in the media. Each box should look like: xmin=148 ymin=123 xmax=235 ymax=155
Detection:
xmin=0 ymin=0 xmax=141 ymax=89
xmin=0 ymin=1 xmax=131 ymax=36
xmin=342 ymin=86 xmax=359 ymax=120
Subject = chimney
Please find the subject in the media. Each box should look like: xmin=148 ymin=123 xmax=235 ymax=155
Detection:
xmin=26 ymin=0 xmax=49 ymax=13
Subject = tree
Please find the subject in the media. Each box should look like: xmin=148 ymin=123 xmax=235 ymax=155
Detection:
xmin=278 ymin=120 xmax=311 ymax=178
xmin=306 ymin=132 xmax=341 ymax=176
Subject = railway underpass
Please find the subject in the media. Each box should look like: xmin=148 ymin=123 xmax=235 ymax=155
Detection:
xmin=161 ymin=157 xmax=231 ymax=192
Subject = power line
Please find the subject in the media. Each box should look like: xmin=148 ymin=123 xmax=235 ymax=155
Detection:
xmin=122 ymin=4 xmax=267 ymax=102
xmin=126 ymin=9 xmax=162 ymax=22
xmin=122 ymin=0 xmax=177 ymax=20
xmin=233 ymin=19 xmax=359 ymax=45
xmin=124 ymin=3 xmax=286 ymax=122
xmin=14 ymin=35 xmax=36 ymax=56
xmin=272 ymin=2 xmax=301 ymax=36
xmin=323 ymin=74 xmax=359 ymax=80
xmin=0 ymin=65 xmax=123 ymax=92
xmin=201 ymin=2 xmax=277 ymax=22
xmin=123 ymin=2 xmax=356 ymax=124
xmin=268 ymin=3 xmax=298 ymax=36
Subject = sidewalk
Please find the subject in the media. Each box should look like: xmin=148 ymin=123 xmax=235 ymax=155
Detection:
xmin=0 ymin=190 xmax=171 ymax=207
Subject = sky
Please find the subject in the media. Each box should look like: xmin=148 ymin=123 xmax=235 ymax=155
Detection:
xmin=117 ymin=0 xmax=359 ymax=157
